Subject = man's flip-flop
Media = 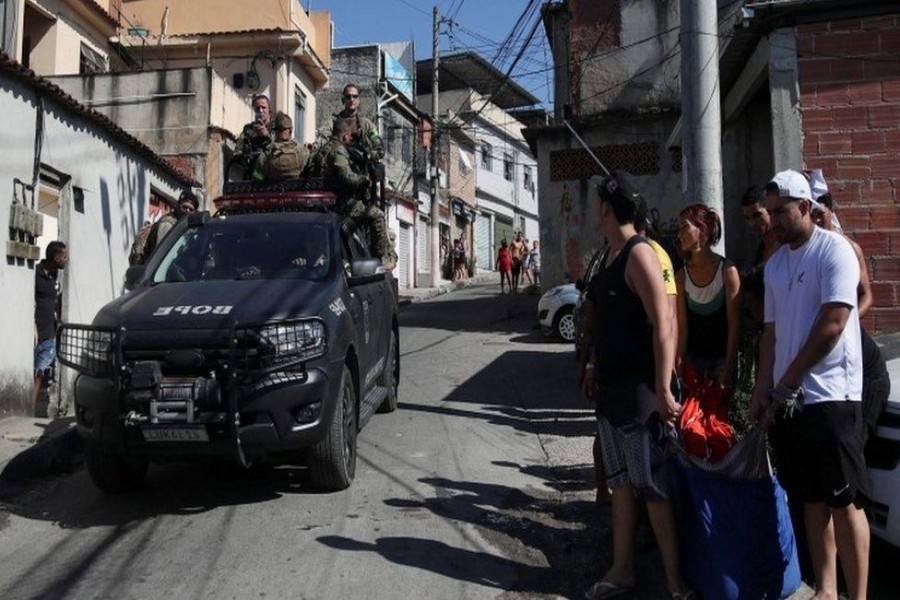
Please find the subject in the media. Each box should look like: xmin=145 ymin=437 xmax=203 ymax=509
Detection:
xmin=584 ymin=580 xmax=634 ymax=600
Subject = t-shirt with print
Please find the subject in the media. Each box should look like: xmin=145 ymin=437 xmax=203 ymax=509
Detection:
xmin=648 ymin=238 xmax=676 ymax=296
xmin=764 ymin=226 xmax=862 ymax=405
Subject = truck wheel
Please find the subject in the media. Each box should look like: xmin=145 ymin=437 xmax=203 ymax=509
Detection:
xmin=84 ymin=442 xmax=148 ymax=493
xmin=377 ymin=329 xmax=399 ymax=414
xmin=308 ymin=365 xmax=357 ymax=491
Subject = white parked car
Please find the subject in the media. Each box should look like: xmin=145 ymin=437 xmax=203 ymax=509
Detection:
xmin=866 ymin=358 xmax=900 ymax=549
xmin=538 ymin=283 xmax=579 ymax=341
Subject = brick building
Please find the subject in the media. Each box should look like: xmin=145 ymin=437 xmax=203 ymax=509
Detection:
xmin=721 ymin=1 xmax=900 ymax=333
xmin=528 ymin=0 xmax=899 ymax=333
xmin=795 ymin=13 xmax=900 ymax=332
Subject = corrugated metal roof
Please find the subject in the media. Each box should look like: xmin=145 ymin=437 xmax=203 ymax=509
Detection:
xmin=0 ymin=52 xmax=197 ymax=186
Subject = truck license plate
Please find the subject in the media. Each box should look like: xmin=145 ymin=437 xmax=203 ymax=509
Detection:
xmin=141 ymin=426 xmax=209 ymax=442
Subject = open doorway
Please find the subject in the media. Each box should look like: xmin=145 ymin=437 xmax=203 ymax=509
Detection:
xmin=33 ymin=166 xmax=70 ymax=418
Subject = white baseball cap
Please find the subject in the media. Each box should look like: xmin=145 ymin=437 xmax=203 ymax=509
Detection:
xmin=806 ymin=168 xmax=829 ymax=201
xmin=767 ymin=169 xmax=813 ymax=201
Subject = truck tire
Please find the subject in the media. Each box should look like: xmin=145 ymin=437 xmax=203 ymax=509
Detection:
xmin=85 ymin=442 xmax=148 ymax=493
xmin=377 ymin=328 xmax=399 ymax=414
xmin=308 ymin=365 xmax=357 ymax=490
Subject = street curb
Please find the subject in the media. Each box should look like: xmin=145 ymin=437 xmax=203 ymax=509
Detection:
xmin=0 ymin=419 xmax=83 ymax=496
xmin=398 ymin=272 xmax=496 ymax=306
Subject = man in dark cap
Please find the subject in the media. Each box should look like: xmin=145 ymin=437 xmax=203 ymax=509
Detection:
xmin=579 ymin=171 xmax=688 ymax=600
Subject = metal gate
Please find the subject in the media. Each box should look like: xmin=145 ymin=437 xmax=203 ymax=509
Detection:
xmin=417 ymin=217 xmax=429 ymax=273
xmin=475 ymin=213 xmax=491 ymax=270
xmin=397 ymin=223 xmax=410 ymax=288
xmin=493 ymin=217 xmax=515 ymax=259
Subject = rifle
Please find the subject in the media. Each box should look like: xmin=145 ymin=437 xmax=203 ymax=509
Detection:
xmin=346 ymin=145 xmax=386 ymax=212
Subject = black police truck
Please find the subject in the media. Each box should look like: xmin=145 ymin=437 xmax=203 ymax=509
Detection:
xmin=57 ymin=181 xmax=399 ymax=492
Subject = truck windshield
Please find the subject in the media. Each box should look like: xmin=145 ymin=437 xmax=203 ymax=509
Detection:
xmin=151 ymin=220 xmax=332 ymax=283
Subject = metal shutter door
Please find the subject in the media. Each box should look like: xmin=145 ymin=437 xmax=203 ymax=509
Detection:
xmin=417 ymin=217 xmax=429 ymax=272
xmin=397 ymin=224 xmax=410 ymax=288
xmin=475 ymin=214 xmax=491 ymax=270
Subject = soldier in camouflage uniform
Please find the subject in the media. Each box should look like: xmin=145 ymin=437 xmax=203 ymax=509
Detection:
xmin=234 ymin=94 xmax=274 ymax=178
xmin=254 ymin=112 xmax=309 ymax=182
xmin=334 ymin=83 xmax=384 ymax=160
xmin=308 ymin=119 xmax=392 ymax=268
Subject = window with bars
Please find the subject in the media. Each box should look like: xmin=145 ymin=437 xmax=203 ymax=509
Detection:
xmin=504 ymin=153 xmax=514 ymax=182
xmin=480 ymin=143 xmax=492 ymax=170
xmin=549 ymin=142 xmax=661 ymax=181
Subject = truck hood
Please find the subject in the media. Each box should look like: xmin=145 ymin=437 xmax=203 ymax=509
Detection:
xmin=93 ymin=278 xmax=341 ymax=330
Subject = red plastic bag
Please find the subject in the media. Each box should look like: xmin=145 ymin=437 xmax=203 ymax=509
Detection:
xmin=679 ymin=364 xmax=736 ymax=462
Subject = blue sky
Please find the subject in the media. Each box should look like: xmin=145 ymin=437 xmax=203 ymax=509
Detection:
xmin=311 ymin=0 xmax=553 ymax=108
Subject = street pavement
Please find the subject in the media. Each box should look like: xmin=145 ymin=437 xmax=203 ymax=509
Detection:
xmin=0 ymin=282 xmax=897 ymax=599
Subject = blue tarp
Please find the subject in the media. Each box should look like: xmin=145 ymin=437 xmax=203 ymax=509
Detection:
xmin=671 ymin=429 xmax=802 ymax=600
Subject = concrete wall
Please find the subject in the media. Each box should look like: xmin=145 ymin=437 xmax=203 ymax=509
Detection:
xmin=533 ymin=114 xmax=681 ymax=288
xmin=50 ymin=68 xmax=215 ymax=156
xmin=0 ymin=71 xmax=183 ymax=414
xmin=797 ymin=14 xmax=900 ymax=333
xmin=567 ymin=0 xmax=681 ymax=115
xmin=121 ymin=0 xmax=317 ymax=39
xmin=721 ymin=86 xmax=774 ymax=270
xmin=49 ymin=67 xmax=237 ymax=194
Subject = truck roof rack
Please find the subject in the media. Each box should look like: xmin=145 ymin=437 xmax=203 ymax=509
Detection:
xmin=216 ymin=179 xmax=337 ymax=214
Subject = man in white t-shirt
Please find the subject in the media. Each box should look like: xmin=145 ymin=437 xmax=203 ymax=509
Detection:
xmin=750 ymin=169 xmax=868 ymax=600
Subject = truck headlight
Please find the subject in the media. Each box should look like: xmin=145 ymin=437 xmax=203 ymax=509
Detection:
xmin=258 ymin=319 xmax=326 ymax=363
xmin=57 ymin=325 xmax=117 ymax=377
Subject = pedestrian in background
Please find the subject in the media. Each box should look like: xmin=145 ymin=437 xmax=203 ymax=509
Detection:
xmin=521 ymin=237 xmax=534 ymax=287
xmin=750 ymin=169 xmax=869 ymax=600
xmin=509 ymin=232 xmax=526 ymax=293
xmin=453 ymin=238 xmax=467 ymax=281
xmin=496 ymin=239 xmax=512 ymax=294
xmin=529 ymin=240 xmax=541 ymax=287
xmin=34 ymin=241 xmax=67 ymax=417
xmin=580 ymin=171 xmax=689 ymax=600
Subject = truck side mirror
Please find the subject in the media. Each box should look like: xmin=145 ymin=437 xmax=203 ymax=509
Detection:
xmin=350 ymin=258 xmax=383 ymax=279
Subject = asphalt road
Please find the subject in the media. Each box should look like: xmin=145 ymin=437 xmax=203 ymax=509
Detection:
xmin=1 ymin=283 xmax=897 ymax=599
xmin=0 ymin=284 xmax=604 ymax=600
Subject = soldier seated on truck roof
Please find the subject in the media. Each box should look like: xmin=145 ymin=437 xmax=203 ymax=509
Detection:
xmin=253 ymin=113 xmax=310 ymax=183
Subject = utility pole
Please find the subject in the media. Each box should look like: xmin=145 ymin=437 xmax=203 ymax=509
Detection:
xmin=681 ymin=0 xmax=725 ymax=249
xmin=430 ymin=5 xmax=442 ymax=286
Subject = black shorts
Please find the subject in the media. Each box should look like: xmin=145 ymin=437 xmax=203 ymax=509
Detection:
xmin=770 ymin=401 xmax=868 ymax=508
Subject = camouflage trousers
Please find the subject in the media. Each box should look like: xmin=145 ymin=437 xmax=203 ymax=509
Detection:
xmin=342 ymin=200 xmax=394 ymax=261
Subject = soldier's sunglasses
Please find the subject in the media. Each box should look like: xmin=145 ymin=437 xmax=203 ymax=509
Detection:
xmin=343 ymin=94 xmax=359 ymax=100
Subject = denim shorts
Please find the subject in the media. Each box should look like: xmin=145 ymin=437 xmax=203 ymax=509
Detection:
xmin=34 ymin=339 xmax=56 ymax=375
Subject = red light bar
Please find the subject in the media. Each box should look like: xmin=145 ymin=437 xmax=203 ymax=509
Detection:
xmin=214 ymin=190 xmax=337 ymax=213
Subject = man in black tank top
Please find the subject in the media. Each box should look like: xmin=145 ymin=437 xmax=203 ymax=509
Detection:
xmin=580 ymin=172 xmax=689 ymax=599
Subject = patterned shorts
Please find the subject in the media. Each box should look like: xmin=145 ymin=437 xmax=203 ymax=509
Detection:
xmin=596 ymin=383 xmax=670 ymax=501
